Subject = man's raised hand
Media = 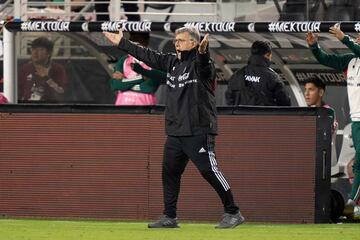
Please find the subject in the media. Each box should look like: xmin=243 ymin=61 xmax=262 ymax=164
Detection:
xmin=198 ymin=33 xmax=209 ymax=54
xmin=329 ymin=24 xmax=345 ymax=41
xmin=306 ymin=32 xmax=318 ymax=45
xmin=103 ymin=30 xmax=123 ymax=46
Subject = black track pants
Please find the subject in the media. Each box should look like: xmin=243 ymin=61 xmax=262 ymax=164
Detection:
xmin=162 ymin=134 xmax=239 ymax=218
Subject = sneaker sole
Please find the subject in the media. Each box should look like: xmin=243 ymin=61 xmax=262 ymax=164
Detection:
xmin=215 ymin=217 xmax=245 ymax=229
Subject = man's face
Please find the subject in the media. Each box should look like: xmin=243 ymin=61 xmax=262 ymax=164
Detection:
xmin=31 ymin=47 xmax=50 ymax=65
xmin=173 ymin=32 xmax=197 ymax=53
xmin=304 ymin=83 xmax=324 ymax=107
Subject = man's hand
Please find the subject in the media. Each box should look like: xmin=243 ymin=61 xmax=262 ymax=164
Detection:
xmin=306 ymin=32 xmax=318 ymax=45
xmin=329 ymin=24 xmax=345 ymax=41
xmin=112 ymin=71 xmax=124 ymax=79
xmin=103 ymin=30 xmax=123 ymax=46
xmin=356 ymin=33 xmax=360 ymax=44
xmin=198 ymin=33 xmax=209 ymax=54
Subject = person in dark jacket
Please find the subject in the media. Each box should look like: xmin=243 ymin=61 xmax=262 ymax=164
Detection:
xmin=225 ymin=40 xmax=291 ymax=106
xmin=104 ymin=27 xmax=244 ymax=229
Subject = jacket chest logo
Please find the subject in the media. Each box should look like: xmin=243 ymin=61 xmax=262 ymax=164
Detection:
xmin=178 ymin=73 xmax=190 ymax=82
xmin=245 ymin=75 xmax=260 ymax=83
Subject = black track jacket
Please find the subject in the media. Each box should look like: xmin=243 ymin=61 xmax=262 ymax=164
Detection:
xmin=226 ymin=55 xmax=291 ymax=106
xmin=118 ymin=38 xmax=217 ymax=136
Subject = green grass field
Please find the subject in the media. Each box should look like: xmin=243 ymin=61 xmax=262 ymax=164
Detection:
xmin=0 ymin=219 xmax=359 ymax=240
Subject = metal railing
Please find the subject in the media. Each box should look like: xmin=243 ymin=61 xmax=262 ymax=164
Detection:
xmin=13 ymin=0 xmax=221 ymax=22
xmin=0 ymin=0 xmax=14 ymax=20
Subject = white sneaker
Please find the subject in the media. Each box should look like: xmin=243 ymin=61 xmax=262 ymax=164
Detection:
xmin=343 ymin=199 xmax=356 ymax=218
xmin=346 ymin=199 xmax=356 ymax=207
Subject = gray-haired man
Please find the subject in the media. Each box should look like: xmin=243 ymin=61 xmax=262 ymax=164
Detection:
xmin=104 ymin=27 xmax=244 ymax=229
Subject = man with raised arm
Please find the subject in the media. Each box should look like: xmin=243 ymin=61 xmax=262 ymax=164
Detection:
xmin=104 ymin=27 xmax=244 ymax=229
xmin=306 ymin=26 xmax=360 ymax=212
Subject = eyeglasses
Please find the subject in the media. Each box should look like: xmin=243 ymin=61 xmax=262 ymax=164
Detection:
xmin=172 ymin=38 xmax=193 ymax=44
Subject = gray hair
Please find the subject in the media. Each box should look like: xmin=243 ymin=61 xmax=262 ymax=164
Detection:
xmin=175 ymin=26 xmax=200 ymax=43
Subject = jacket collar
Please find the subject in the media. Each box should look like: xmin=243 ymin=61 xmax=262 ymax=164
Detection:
xmin=248 ymin=54 xmax=271 ymax=67
xmin=179 ymin=48 xmax=197 ymax=61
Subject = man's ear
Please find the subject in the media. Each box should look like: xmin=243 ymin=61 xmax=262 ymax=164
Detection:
xmin=264 ymin=52 xmax=272 ymax=60
xmin=319 ymin=89 xmax=325 ymax=97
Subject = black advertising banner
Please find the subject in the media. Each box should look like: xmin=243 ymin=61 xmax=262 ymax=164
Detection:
xmin=5 ymin=21 xmax=360 ymax=33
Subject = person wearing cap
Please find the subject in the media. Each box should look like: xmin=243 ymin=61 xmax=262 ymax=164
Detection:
xmin=306 ymin=26 xmax=360 ymax=211
xmin=225 ymin=40 xmax=291 ymax=106
xmin=18 ymin=37 xmax=67 ymax=102
xmin=104 ymin=27 xmax=244 ymax=229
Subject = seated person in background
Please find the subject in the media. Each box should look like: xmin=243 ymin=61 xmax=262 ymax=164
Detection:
xmin=111 ymin=32 xmax=166 ymax=105
xmin=0 ymin=71 xmax=3 ymax=92
xmin=0 ymin=92 xmax=7 ymax=104
xmin=1 ymin=50 xmax=7 ymax=104
xmin=304 ymin=76 xmax=328 ymax=107
xmin=304 ymin=75 xmax=338 ymax=132
xmin=348 ymin=159 xmax=355 ymax=184
xmin=225 ymin=40 xmax=291 ymax=106
xmin=18 ymin=37 xmax=67 ymax=102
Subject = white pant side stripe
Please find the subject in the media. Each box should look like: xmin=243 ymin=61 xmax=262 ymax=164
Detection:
xmin=354 ymin=185 xmax=360 ymax=202
xmin=208 ymin=151 xmax=230 ymax=191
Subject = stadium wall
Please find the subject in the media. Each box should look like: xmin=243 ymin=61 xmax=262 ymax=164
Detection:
xmin=0 ymin=105 xmax=332 ymax=223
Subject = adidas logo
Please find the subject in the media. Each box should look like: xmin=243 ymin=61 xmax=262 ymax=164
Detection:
xmin=229 ymin=218 xmax=238 ymax=225
xmin=198 ymin=147 xmax=206 ymax=153
xmin=163 ymin=220 xmax=174 ymax=226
